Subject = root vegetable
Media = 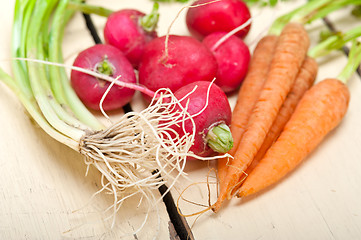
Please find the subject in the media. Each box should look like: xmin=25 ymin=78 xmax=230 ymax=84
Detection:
xmin=71 ymin=44 xmax=137 ymax=111
xmin=238 ymin=78 xmax=350 ymax=197
xmin=237 ymin=39 xmax=361 ymax=198
xmin=202 ymin=31 xmax=251 ymax=93
xmin=213 ymin=23 xmax=310 ymax=212
xmin=138 ymin=35 xmax=218 ymax=101
xmin=104 ymin=4 xmax=159 ymax=68
xmin=247 ymin=57 xmax=318 ymax=173
xmin=186 ymin=0 xmax=251 ymax=40
xmin=213 ymin=0 xmax=361 ymax=212
xmin=172 ymin=81 xmax=233 ymax=158
xmin=217 ymin=35 xmax=278 ymax=193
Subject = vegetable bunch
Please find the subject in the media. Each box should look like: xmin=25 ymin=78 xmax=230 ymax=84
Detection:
xmin=213 ymin=0 xmax=361 ymax=212
xmin=0 ymin=0 xmax=232 ymax=226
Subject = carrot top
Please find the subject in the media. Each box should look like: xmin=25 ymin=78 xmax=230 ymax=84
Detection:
xmin=269 ymin=0 xmax=361 ymax=35
xmin=338 ymin=40 xmax=361 ymax=83
xmin=309 ymin=25 xmax=361 ymax=59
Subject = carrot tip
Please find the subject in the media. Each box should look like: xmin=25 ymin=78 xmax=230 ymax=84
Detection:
xmin=211 ymin=202 xmax=221 ymax=213
xmin=236 ymin=190 xmax=245 ymax=198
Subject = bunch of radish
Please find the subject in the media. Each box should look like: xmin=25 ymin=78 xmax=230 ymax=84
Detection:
xmin=0 ymin=0 xmax=253 ymax=222
xmin=70 ymin=0 xmax=253 ymax=157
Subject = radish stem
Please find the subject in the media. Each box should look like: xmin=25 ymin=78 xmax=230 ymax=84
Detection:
xmin=140 ymin=2 xmax=160 ymax=32
xmin=206 ymin=123 xmax=233 ymax=153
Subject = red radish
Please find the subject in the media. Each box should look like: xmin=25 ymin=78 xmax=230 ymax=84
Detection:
xmin=71 ymin=44 xmax=136 ymax=111
xmin=203 ymin=32 xmax=251 ymax=93
xmin=138 ymin=35 xmax=218 ymax=101
xmin=186 ymin=0 xmax=251 ymax=40
xmin=171 ymin=81 xmax=233 ymax=158
xmin=104 ymin=3 xmax=159 ymax=68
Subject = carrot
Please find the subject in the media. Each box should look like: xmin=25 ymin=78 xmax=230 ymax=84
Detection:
xmin=212 ymin=22 xmax=310 ymax=212
xmin=238 ymin=78 xmax=350 ymax=197
xmin=217 ymin=35 xmax=278 ymax=190
xmin=229 ymin=35 xmax=279 ymax=154
xmin=243 ymin=56 xmax=318 ymax=177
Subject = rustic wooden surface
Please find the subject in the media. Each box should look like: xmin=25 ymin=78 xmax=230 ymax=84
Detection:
xmin=0 ymin=0 xmax=361 ymax=239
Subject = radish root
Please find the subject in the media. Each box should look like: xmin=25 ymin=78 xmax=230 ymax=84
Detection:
xmin=78 ymin=88 xmax=225 ymax=230
xmin=80 ymin=89 xmax=192 ymax=194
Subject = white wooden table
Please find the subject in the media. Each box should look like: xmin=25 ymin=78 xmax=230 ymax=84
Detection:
xmin=0 ymin=0 xmax=361 ymax=239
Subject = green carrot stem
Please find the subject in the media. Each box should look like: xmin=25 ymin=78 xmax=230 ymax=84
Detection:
xmin=309 ymin=25 xmax=361 ymax=58
xmin=268 ymin=0 xmax=358 ymax=35
xmin=338 ymin=40 xmax=361 ymax=84
xmin=25 ymin=0 xmax=85 ymax=141
xmin=304 ymin=0 xmax=361 ymax=24
xmin=67 ymin=1 xmax=113 ymax=17
xmin=49 ymin=0 xmax=104 ymax=130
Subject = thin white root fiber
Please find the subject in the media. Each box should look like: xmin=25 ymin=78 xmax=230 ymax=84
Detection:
xmin=78 ymin=88 xmax=203 ymax=229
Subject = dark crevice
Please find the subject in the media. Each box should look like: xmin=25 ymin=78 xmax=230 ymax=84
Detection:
xmin=82 ymin=13 xmax=102 ymax=45
xmin=158 ymin=185 xmax=195 ymax=240
xmin=81 ymin=13 xmax=194 ymax=240
xmin=154 ymin=171 xmax=195 ymax=240
xmin=323 ymin=17 xmax=361 ymax=78
xmin=122 ymin=102 xmax=133 ymax=114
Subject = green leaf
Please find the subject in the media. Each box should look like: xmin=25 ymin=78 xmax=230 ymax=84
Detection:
xmin=351 ymin=5 xmax=361 ymax=18
xmin=319 ymin=29 xmax=342 ymax=43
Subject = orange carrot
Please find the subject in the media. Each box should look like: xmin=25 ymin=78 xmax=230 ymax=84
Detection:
xmin=243 ymin=56 xmax=318 ymax=177
xmin=213 ymin=23 xmax=310 ymax=212
xmin=238 ymin=78 xmax=350 ymax=197
xmin=217 ymin=35 xmax=278 ymax=189
xmin=230 ymin=35 xmax=279 ymax=153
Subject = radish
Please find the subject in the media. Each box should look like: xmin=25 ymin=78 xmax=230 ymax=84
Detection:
xmin=203 ymin=32 xmax=251 ymax=93
xmin=171 ymin=81 xmax=233 ymax=157
xmin=104 ymin=3 xmax=159 ymax=68
xmin=138 ymin=35 xmax=218 ymax=101
xmin=71 ymin=44 xmax=137 ymax=111
xmin=186 ymin=0 xmax=251 ymax=40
